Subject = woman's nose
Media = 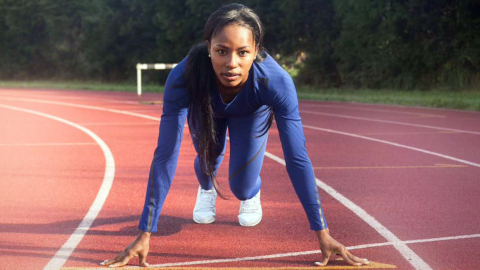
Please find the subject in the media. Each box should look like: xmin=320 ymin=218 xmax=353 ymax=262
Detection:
xmin=226 ymin=54 xmax=238 ymax=68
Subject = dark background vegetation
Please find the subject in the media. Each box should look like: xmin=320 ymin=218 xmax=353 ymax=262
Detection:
xmin=0 ymin=0 xmax=479 ymax=90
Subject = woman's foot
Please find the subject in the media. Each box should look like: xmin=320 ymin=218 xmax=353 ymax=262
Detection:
xmin=193 ymin=186 xmax=217 ymax=224
xmin=238 ymin=190 xmax=262 ymax=226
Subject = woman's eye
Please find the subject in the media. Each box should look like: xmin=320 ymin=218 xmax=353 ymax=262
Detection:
xmin=239 ymin=51 xmax=248 ymax=56
xmin=217 ymin=50 xmax=226 ymax=55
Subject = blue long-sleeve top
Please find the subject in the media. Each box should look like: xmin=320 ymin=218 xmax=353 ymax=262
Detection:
xmin=139 ymin=53 xmax=328 ymax=232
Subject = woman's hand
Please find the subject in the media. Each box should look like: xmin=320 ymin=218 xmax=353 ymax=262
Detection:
xmin=315 ymin=229 xmax=369 ymax=266
xmin=100 ymin=230 xmax=151 ymax=268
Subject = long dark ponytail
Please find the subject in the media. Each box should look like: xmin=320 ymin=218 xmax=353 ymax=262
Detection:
xmin=185 ymin=3 xmax=271 ymax=199
xmin=185 ymin=43 xmax=227 ymax=198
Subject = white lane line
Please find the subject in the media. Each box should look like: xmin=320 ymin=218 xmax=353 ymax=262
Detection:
xmin=300 ymin=99 xmax=480 ymax=115
xmin=105 ymin=99 xmax=155 ymax=105
xmin=2 ymin=97 xmax=433 ymax=268
xmin=303 ymin=124 xmax=480 ymax=169
xmin=301 ymin=110 xmax=480 ymax=135
xmin=312 ymin=178 xmax=429 ymax=269
xmin=0 ymin=93 xmax=92 ymax=100
xmin=0 ymin=96 xmax=161 ymax=121
xmin=148 ymin=234 xmax=480 ymax=268
xmin=255 ymin=122 xmax=480 ymax=270
xmin=0 ymin=92 xmax=150 ymax=105
xmin=300 ymin=104 xmax=446 ymax=118
xmin=360 ymin=101 xmax=480 ymax=115
xmin=0 ymin=142 xmax=97 ymax=146
xmin=312 ymin=164 xmax=467 ymax=170
xmin=227 ymin=137 xmax=428 ymax=269
xmin=263 ymin=154 xmax=432 ymax=270
xmin=79 ymin=122 xmax=158 ymax=126
xmin=0 ymin=104 xmax=116 ymax=270
xmin=356 ymin=131 xmax=460 ymax=136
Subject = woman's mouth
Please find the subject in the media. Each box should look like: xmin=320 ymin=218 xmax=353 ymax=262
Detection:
xmin=222 ymin=73 xmax=240 ymax=81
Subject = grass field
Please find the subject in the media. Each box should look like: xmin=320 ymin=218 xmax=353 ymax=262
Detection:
xmin=297 ymin=87 xmax=480 ymax=111
xmin=0 ymin=80 xmax=165 ymax=93
xmin=1 ymin=80 xmax=479 ymax=111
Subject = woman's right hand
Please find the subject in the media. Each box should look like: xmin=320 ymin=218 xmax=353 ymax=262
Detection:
xmin=100 ymin=230 xmax=151 ymax=268
xmin=315 ymin=229 xmax=369 ymax=266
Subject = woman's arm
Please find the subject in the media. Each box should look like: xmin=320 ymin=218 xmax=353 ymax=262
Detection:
xmin=102 ymin=61 xmax=189 ymax=267
xmin=272 ymin=76 xmax=368 ymax=266
xmin=139 ymin=103 xmax=188 ymax=232
xmin=272 ymin=76 xmax=327 ymax=231
xmin=101 ymin=103 xmax=188 ymax=267
xmin=139 ymin=59 xmax=190 ymax=232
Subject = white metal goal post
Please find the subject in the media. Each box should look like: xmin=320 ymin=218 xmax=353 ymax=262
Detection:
xmin=136 ymin=63 xmax=178 ymax=96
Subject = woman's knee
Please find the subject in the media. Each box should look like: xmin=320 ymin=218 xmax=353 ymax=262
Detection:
xmin=229 ymin=176 xmax=261 ymax=201
xmin=230 ymin=186 xmax=250 ymax=200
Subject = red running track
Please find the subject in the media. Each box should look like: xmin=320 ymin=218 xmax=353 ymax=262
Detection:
xmin=0 ymin=88 xmax=479 ymax=270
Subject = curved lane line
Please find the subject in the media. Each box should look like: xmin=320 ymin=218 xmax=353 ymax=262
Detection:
xmin=303 ymin=124 xmax=480 ymax=169
xmin=2 ymin=96 xmax=476 ymax=135
xmin=301 ymin=110 xmax=480 ymax=135
xmin=0 ymin=142 xmax=97 ymax=146
xmin=301 ymin=104 xmax=446 ymax=118
xmin=300 ymin=99 xmax=480 ymax=115
xmin=368 ymin=102 xmax=480 ymax=115
xmin=0 ymin=97 xmax=432 ymax=269
xmin=0 ymin=104 xmax=116 ymax=270
xmin=264 ymin=152 xmax=432 ymax=270
xmin=0 ymin=96 xmax=161 ymax=121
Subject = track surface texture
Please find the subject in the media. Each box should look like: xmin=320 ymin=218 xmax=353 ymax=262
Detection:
xmin=1 ymin=88 xmax=479 ymax=270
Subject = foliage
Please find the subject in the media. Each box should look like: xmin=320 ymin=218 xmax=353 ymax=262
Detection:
xmin=333 ymin=0 xmax=480 ymax=89
xmin=0 ymin=0 xmax=479 ymax=90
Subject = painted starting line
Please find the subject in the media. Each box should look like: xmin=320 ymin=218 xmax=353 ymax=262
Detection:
xmin=60 ymin=234 xmax=480 ymax=269
xmin=63 ymin=261 xmax=395 ymax=270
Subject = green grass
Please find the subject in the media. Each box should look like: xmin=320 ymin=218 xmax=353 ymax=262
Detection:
xmin=0 ymin=80 xmax=164 ymax=93
xmin=1 ymin=80 xmax=479 ymax=111
xmin=297 ymin=87 xmax=480 ymax=112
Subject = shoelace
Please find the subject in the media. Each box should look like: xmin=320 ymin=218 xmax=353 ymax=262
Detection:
xmin=240 ymin=198 xmax=259 ymax=213
xmin=198 ymin=190 xmax=215 ymax=211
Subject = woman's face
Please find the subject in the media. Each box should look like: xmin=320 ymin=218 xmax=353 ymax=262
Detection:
xmin=206 ymin=24 xmax=258 ymax=95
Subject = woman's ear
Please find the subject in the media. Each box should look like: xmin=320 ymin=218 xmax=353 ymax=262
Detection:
xmin=205 ymin=40 xmax=211 ymax=57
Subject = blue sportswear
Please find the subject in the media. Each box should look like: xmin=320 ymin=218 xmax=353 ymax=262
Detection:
xmin=139 ymin=53 xmax=328 ymax=232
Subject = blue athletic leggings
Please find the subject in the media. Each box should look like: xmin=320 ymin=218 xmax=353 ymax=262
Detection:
xmin=190 ymin=106 xmax=270 ymax=200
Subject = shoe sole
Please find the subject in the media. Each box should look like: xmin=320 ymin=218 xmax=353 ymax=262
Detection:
xmin=193 ymin=216 xmax=215 ymax=224
xmin=239 ymin=217 xmax=262 ymax=227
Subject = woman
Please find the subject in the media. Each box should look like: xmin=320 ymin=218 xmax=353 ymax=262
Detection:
xmin=102 ymin=3 xmax=369 ymax=268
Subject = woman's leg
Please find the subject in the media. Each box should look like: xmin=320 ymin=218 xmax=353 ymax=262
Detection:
xmin=190 ymin=116 xmax=227 ymax=224
xmin=227 ymin=106 xmax=270 ymax=200
xmin=191 ymin=117 xmax=228 ymax=190
xmin=227 ymin=106 xmax=270 ymax=226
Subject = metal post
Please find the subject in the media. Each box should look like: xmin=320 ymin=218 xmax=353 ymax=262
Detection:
xmin=137 ymin=65 xmax=142 ymax=96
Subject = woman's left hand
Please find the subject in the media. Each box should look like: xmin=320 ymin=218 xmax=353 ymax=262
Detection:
xmin=314 ymin=228 xmax=369 ymax=266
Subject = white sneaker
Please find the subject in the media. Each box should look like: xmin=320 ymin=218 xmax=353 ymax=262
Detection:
xmin=238 ymin=190 xmax=262 ymax=226
xmin=193 ymin=186 xmax=217 ymax=224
